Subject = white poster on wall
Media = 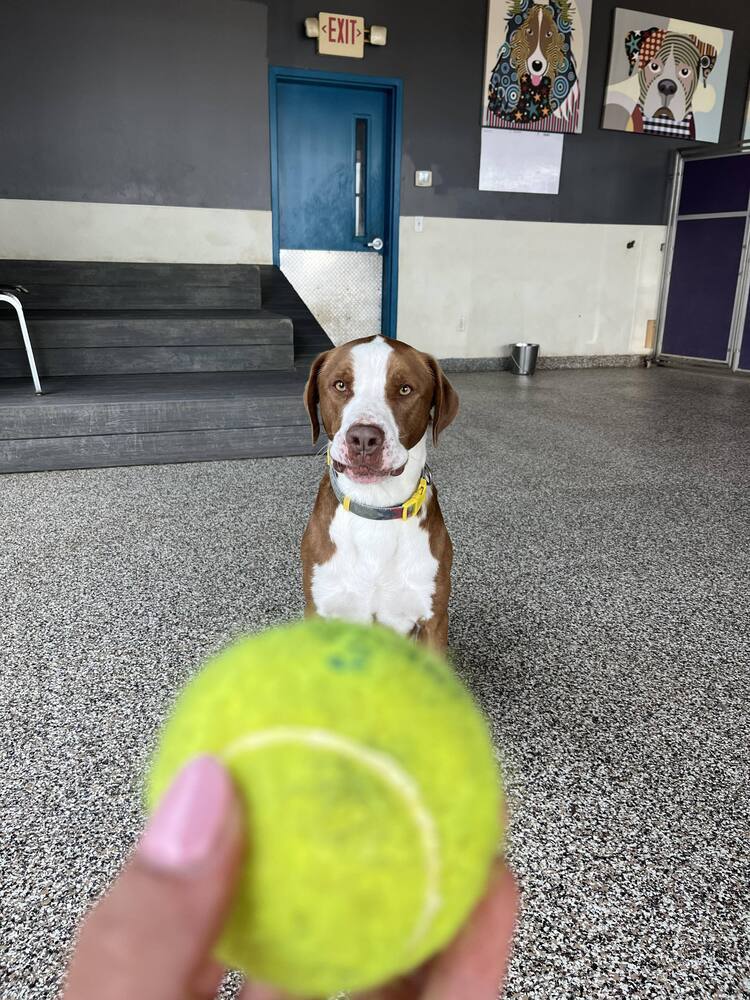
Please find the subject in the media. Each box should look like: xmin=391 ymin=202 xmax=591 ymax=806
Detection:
xmin=478 ymin=128 xmax=564 ymax=193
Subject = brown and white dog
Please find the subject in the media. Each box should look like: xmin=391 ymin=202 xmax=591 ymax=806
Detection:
xmin=302 ymin=335 xmax=459 ymax=649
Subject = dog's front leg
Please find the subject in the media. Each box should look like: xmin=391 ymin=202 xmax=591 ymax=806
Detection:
xmin=415 ymin=614 xmax=449 ymax=651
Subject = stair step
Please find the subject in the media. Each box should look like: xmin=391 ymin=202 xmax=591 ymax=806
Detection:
xmin=5 ymin=285 xmax=261 ymax=311
xmin=0 ymin=311 xmax=291 ymax=348
xmin=0 ymin=372 xmax=316 ymax=472
xmin=0 ymin=375 xmax=306 ymax=440
xmin=0 ymin=261 xmax=259 ymax=286
xmin=0 ymin=312 xmax=294 ymax=377
xmin=0 ymin=345 xmax=293 ymax=377
xmin=1 ymin=425 xmax=316 ymax=473
xmin=259 ymin=264 xmax=332 ymax=363
xmin=0 ymin=260 xmax=261 ymax=310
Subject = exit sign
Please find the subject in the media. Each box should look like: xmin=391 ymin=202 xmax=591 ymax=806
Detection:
xmin=318 ymin=12 xmax=365 ymax=58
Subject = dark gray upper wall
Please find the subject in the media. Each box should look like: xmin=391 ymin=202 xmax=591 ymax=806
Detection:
xmin=0 ymin=0 xmax=270 ymax=210
xmin=1 ymin=0 xmax=749 ymax=225
xmin=265 ymin=0 xmax=750 ymax=224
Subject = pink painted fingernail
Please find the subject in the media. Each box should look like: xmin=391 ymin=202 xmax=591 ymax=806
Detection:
xmin=140 ymin=756 xmax=231 ymax=872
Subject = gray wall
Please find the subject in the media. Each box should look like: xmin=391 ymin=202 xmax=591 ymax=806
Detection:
xmin=1 ymin=0 xmax=749 ymax=225
xmin=0 ymin=0 xmax=270 ymax=209
xmin=265 ymin=0 xmax=750 ymax=224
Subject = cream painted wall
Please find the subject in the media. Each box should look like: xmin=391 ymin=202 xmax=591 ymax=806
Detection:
xmin=397 ymin=217 xmax=665 ymax=358
xmin=0 ymin=199 xmax=664 ymax=358
xmin=0 ymin=199 xmax=273 ymax=264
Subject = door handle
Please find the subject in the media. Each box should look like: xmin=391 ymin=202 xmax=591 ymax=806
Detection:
xmin=367 ymin=237 xmax=384 ymax=251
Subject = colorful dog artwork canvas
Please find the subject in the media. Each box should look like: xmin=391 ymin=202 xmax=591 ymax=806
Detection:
xmin=482 ymin=0 xmax=592 ymax=134
xmin=602 ymin=9 xmax=733 ymax=143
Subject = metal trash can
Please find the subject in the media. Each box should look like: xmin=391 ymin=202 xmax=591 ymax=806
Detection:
xmin=510 ymin=342 xmax=539 ymax=376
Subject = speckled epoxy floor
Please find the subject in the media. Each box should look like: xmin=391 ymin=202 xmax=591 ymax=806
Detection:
xmin=1 ymin=366 xmax=749 ymax=1000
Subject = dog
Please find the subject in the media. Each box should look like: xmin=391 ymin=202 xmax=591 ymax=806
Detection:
xmin=486 ymin=0 xmax=581 ymax=132
xmin=301 ymin=336 xmax=459 ymax=649
xmin=622 ymin=27 xmax=717 ymax=139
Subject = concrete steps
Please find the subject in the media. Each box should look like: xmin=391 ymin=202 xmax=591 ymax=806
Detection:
xmin=0 ymin=372 xmax=315 ymax=473
xmin=0 ymin=310 xmax=293 ymax=376
xmin=259 ymin=265 xmax=331 ymax=366
xmin=0 ymin=260 xmax=328 ymax=473
xmin=3 ymin=424 xmax=315 ymax=473
xmin=0 ymin=261 xmax=261 ymax=310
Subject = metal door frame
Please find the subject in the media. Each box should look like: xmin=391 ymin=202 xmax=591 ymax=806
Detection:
xmin=268 ymin=65 xmax=403 ymax=339
xmin=655 ymin=142 xmax=750 ymax=372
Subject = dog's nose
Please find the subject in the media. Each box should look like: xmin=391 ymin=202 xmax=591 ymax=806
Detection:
xmin=531 ymin=59 xmax=544 ymax=72
xmin=346 ymin=423 xmax=384 ymax=459
xmin=658 ymin=78 xmax=678 ymax=97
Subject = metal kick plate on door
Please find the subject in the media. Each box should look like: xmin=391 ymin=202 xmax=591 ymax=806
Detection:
xmin=280 ymin=249 xmax=383 ymax=345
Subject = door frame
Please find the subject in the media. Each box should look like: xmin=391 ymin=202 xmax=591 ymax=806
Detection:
xmin=655 ymin=143 xmax=750 ymax=371
xmin=268 ymin=65 xmax=403 ymax=339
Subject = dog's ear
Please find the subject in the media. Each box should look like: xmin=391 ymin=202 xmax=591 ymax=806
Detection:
xmin=688 ymin=35 xmax=717 ymax=85
xmin=303 ymin=350 xmax=330 ymax=444
xmin=625 ymin=27 xmax=661 ymax=76
xmin=425 ymin=355 xmax=459 ymax=445
xmin=624 ymin=30 xmax=645 ymax=76
xmin=547 ymin=32 xmax=567 ymax=78
xmin=508 ymin=27 xmax=529 ymax=75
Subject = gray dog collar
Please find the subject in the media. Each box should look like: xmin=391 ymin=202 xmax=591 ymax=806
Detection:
xmin=327 ymin=452 xmax=432 ymax=521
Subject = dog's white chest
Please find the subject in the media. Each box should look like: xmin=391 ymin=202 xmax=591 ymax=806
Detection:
xmin=311 ymin=504 xmax=438 ymax=635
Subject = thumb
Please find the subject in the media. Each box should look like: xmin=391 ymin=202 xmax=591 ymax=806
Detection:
xmin=63 ymin=755 xmax=243 ymax=1000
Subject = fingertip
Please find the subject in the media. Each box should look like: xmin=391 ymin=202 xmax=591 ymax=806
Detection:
xmin=139 ymin=756 xmax=236 ymax=874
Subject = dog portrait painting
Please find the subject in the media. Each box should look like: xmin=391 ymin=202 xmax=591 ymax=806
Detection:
xmin=483 ymin=0 xmax=592 ymax=133
xmin=602 ymin=9 xmax=733 ymax=144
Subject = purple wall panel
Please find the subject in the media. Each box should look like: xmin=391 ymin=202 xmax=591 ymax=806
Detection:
xmin=662 ymin=217 xmax=746 ymax=360
xmin=679 ymin=156 xmax=750 ymax=217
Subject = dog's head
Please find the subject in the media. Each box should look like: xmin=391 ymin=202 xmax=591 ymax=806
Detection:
xmin=510 ymin=3 xmax=567 ymax=87
xmin=304 ymin=336 xmax=459 ymax=484
xmin=625 ymin=27 xmax=717 ymax=122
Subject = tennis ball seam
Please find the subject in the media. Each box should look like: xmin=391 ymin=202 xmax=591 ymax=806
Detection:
xmin=223 ymin=725 xmax=442 ymax=952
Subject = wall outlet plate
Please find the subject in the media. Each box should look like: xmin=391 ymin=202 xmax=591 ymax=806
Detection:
xmin=415 ymin=170 xmax=432 ymax=187
xmin=415 ymin=216 xmax=424 ymax=232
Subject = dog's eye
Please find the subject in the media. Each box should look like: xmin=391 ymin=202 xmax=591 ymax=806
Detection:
xmin=399 ymin=385 xmax=412 ymax=396
xmin=333 ymin=380 xmax=347 ymax=392
xmin=650 ymin=61 xmax=660 ymax=72
xmin=679 ymin=67 xmax=691 ymax=77
xmin=526 ymin=27 xmax=533 ymax=35
xmin=545 ymin=30 xmax=552 ymax=37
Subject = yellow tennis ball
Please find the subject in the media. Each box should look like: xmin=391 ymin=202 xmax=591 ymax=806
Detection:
xmin=146 ymin=619 xmax=502 ymax=997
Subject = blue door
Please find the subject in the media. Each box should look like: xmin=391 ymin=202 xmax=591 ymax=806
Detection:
xmin=270 ymin=68 xmax=401 ymax=344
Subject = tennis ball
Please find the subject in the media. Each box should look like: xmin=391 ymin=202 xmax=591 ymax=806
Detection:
xmin=147 ymin=619 xmax=502 ymax=997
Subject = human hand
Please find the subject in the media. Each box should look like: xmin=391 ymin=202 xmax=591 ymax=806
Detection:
xmin=62 ymin=756 xmax=518 ymax=1000
xmin=353 ymin=858 xmax=518 ymax=1000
